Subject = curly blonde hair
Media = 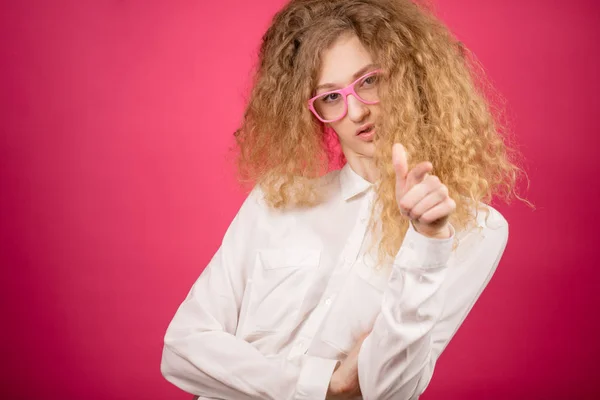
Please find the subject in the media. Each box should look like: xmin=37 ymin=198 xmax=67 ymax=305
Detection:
xmin=234 ymin=0 xmax=531 ymax=265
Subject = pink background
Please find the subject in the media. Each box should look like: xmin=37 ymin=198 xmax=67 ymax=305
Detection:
xmin=1 ymin=0 xmax=599 ymax=399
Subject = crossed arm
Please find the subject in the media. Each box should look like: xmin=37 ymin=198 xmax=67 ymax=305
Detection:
xmin=161 ymin=189 xmax=508 ymax=399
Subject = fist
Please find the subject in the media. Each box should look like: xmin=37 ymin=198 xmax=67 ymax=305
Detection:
xmin=392 ymin=143 xmax=455 ymax=239
xmin=326 ymin=333 xmax=370 ymax=399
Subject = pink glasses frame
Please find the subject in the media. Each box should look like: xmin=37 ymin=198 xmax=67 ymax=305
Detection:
xmin=308 ymin=69 xmax=382 ymax=123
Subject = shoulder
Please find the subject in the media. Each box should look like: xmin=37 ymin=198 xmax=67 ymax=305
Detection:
xmin=250 ymin=169 xmax=342 ymax=210
xmin=474 ymin=203 xmax=508 ymax=232
xmin=227 ymin=185 xmax=268 ymax=231
xmin=455 ymin=200 xmax=508 ymax=241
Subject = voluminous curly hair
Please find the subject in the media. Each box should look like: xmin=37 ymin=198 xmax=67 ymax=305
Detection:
xmin=234 ymin=0 xmax=530 ymax=266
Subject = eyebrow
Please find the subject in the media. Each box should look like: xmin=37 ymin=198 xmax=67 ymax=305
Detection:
xmin=315 ymin=63 xmax=378 ymax=92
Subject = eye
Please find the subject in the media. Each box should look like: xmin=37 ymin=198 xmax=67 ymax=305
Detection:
xmin=361 ymin=74 xmax=379 ymax=87
xmin=322 ymin=92 xmax=341 ymax=103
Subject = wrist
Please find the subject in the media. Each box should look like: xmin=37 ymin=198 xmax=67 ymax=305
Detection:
xmin=413 ymin=222 xmax=452 ymax=239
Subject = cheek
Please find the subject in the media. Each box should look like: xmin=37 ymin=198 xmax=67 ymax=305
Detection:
xmin=370 ymin=105 xmax=381 ymax=120
xmin=329 ymin=122 xmax=354 ymax=142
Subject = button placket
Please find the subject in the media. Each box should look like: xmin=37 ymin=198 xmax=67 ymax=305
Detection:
xmin=341 ymin=194 xmax=372 ymax=269
xmin=289 ymin=191 xmax=375 ymax=363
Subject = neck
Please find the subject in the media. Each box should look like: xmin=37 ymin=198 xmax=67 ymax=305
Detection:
xmin=345 ymin=153 xmax=380 ymax=183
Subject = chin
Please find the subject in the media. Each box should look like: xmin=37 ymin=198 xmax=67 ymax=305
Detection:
xmin=339 ymin=137 xmax=376 ymax=159
xmin=354 ymin=142 xmax=376 ymax=159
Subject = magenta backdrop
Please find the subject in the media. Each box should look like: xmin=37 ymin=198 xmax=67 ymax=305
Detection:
xmin=1 ymin=0 xmax=599 ymax=399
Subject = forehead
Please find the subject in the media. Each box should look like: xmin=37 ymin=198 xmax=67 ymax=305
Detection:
xmin=317 ymin=34 xmax=374 ymax=84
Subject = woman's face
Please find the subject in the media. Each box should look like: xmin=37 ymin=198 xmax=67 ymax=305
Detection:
xmin=315 ymin=33 xmax=381 ymax=160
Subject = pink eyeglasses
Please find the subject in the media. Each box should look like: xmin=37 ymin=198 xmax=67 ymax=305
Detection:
xmin=308 ymin=69 xmax=381 ymax=123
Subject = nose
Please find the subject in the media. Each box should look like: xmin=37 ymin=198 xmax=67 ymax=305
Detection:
xmin=346 ymin=94 xmax=369 ymax=122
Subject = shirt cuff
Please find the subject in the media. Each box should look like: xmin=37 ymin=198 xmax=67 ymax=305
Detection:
xmin=393 ymin=222 xmax=455 ymax=269
xmin=295 ymin=356 xmax=339 ymax=400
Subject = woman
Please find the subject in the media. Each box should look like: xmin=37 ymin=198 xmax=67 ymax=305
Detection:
xmin=161 ymin=0 xmax=526 ymax=399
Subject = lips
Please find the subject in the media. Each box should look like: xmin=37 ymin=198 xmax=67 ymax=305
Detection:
xmin=356 ymin=123 xmax=374 ymax=135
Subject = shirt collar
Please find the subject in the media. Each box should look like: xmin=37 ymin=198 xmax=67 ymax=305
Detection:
xmin=339 ymin=162 xmax=375 ymax=201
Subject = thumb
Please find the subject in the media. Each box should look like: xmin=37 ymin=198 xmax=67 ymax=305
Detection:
xmin=392 ymin=143 xmax=408 ymax=191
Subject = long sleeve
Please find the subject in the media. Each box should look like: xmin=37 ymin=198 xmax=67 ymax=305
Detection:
xmin=357 ymin=209 xmax=509 ymax=400
xmin=160 ymin=188 xmax=339 ymax=400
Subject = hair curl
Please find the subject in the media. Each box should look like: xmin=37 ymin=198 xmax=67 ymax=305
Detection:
xmin=233 ymin=0 xmax=531 ymax=266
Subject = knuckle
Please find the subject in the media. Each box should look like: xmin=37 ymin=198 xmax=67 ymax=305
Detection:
xmin=429 ymin=175 xmax=440 ymax=184
xmin=440 ymin=185 xmax=449 ymax=195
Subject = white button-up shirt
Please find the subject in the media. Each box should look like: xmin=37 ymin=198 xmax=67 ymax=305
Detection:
xmin=161 ymin=162 xmax=509 ymax=400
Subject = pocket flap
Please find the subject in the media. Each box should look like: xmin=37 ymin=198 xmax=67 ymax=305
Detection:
xmin=257 ymin=248 xmax=321 ymax=270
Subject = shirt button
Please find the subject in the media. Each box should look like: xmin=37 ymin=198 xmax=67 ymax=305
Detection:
xmin=418 ymin=274 xmax=425 ymax=283
xmin=324 ymin=297 xmax=332 ymax=306
xmin=407 ymin=241 xmax=415 ymax=249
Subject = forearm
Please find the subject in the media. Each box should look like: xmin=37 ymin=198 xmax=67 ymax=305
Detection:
xmin=357 ymin=223 xmax=453 ymax=400
xmin=162 ymin=330 xmax=292 ymax=399
xmin=357 ymin=273 xmax=444 ymax=399
xmin=162 ymin=321 xmax=338 ymax=399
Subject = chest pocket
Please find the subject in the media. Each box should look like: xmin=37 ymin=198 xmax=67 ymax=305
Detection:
xmin=246 ymin=248 xmax=321 ymax=333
